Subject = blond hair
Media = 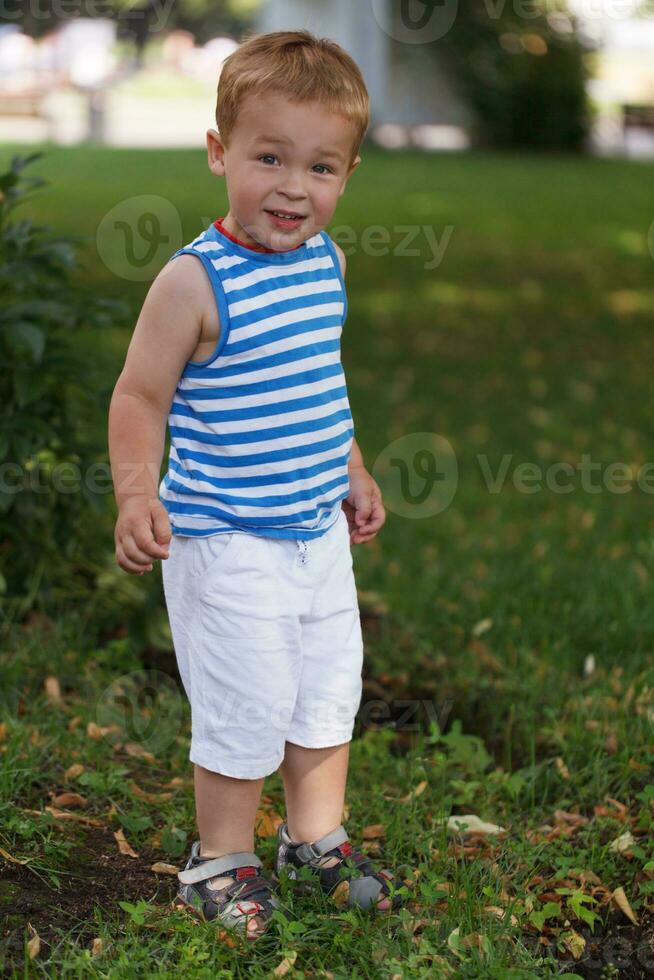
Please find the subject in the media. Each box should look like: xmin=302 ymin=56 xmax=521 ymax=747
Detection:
xmin=216 ymin=29 xmax=370 ymax=167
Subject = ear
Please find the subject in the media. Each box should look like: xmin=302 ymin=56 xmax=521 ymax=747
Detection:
xmin=207 ymin=129 xmax=227 ymax=177
xmin=339 ymin=154 xmax=361 ymax=197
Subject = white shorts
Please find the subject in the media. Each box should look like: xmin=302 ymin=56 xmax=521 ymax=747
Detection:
xmin=162 ymin=508 xmax=364 ymax=779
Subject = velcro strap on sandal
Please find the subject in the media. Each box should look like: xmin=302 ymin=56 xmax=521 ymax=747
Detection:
xmin=178 ymin=851 xmax=262 ymax=886
xmin=295 ymin=825 xmax=349 ymax=864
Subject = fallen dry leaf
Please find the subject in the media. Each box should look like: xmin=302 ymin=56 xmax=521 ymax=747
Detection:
xmin=44 ymin=676 xmax=62 ymax=705
xmin=255 ymin=807 xmax=283 ymax=837
xmin=594 ymin=797 xmax=629 ymax=821
xmin=472 ymin=617 xmax=493 ymax=637
xmin=64 ymin=763 xmax=85 ymax=781
xmin=21 ymin=806 xmax=104 ymax=828
xmin=362 ymin=824 xmax=386 ymax=840
xmin=164 ymin=776 xmax=187 ymax=788
xmin=484 ymin=905 xmax=518 ymax=926
xmin=444 ymin=814 xmax=507 ymax=836
xmin=273 ymin=950 xmax=298 ymax=977
xmin=0 ymin=846 xmax=30 ymax=865
xmin=151 ymin=862 xmax=179 ymax=876
xmin=27 ymin=925 xmax=40 ymax=960
xmin=87 ymin=722 xmax=120 ymax=740
xmin=553 ymin=809 xmax=588 ymax=828
xmin=447 ymin=927 xmax=464 ymax=959
xmin=408 ymin=917 xmax=432 ymax=934
xmin=611 ymin=886 xmax=638 ymax=925
xmin=123 ymin=742 xmax=155 ymax=763
xmin=461 ymin=931 xmax=486 ymax=950
xmin=604 ymin=733 xmax=618 ymax=755
xmin=51 ymin=792 xmax=88 ymax=808
xmin=562 ymin=929 xmax=586 ymax=960
xmin=331 ymin=880 xmax=350 ymax=908
xmin=569 ymin=868 xmax=602 ymax=886
xmin=398 ymin=780 xmax=428 ymax=804
xmin=0 ymin=722 xmax=7 ymax=742
xmin=114 ymin=828 xmax=139 ymax=858
xmin=555 ymin=758 xmax=570 ymax=780
xmin=214 ymin=926 xmax=239 ymax=948
xmin=91 ymin=938 xmax=104 ymax=957
xmin=609 ymin=831 xmax=636 ymax=855
xmin=129 ymin=782 xmax=173 ymax=804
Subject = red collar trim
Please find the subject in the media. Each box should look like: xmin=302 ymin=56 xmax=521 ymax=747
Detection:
xmin=213 ymin=216 xmax=303 ymax=254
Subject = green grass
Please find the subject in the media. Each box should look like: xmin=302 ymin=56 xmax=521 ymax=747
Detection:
xmin=1 ymin=143 xmax=653 ymax=976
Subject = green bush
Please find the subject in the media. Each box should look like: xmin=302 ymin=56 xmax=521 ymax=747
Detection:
xmin=0 ymin=152 xmax=128 ymax=622
xmin=428 ymin=0 xmax=593 ymax=150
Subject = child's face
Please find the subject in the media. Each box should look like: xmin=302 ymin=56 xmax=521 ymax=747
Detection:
xmin=207 ymin=90 xmax=361 ymax=250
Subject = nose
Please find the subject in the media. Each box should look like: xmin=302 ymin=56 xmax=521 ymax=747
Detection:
xmin=277 ymin=168 xmax=307 ymax=202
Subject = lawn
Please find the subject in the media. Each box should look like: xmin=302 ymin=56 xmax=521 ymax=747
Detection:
xmin=1 ymin=143 xmax=653 ymax=977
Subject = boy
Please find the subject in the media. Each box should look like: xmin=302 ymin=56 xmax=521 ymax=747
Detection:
xmin=108 ymin=29 xmax=408 ymax=940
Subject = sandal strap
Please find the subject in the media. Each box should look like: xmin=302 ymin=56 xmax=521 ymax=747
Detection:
xmin=178 ymin=850 xmax=262 ymax=886
xmin=223 ymin=876 xmax=275 ymax=907
xmin=295 ymin=824 xmax=349 ymax=864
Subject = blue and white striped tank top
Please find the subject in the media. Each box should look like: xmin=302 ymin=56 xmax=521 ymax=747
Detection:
xmin=158 ymin=218 xmax=354 ymax=540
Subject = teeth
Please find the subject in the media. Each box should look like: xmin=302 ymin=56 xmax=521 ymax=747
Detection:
xmin=271 ymin=211 xmax=301 ymax=219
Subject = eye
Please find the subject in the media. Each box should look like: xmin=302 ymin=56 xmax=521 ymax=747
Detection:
xmin=313 ymin=164 xmax=333 ymax=175
xmin=259 ymin=154 xmax=278 ymax=165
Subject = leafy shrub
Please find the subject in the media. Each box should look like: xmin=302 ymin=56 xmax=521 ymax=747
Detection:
xmin=0 ymin=152 xmax=128 ymax=622
xmin=422 ymin=0 xmax=594 ymax=150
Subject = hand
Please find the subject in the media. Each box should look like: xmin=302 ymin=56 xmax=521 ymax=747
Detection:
xmin=115 ymin=497 xmax=172 ymax=575
xmin=342 ymin=466 xmax=385 ymax=544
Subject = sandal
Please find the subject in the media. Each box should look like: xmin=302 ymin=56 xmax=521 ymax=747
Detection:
xmin=273 ymin=822 xmax=409 ymax=912
xmin=173 ymin=842 xmax=286 ymax=940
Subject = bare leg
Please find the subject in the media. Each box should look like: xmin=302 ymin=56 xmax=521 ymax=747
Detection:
xmin=193 ymin=763 xmax=265 ymax=935
xmin=279 ymin=741 xmax=349 ymax=867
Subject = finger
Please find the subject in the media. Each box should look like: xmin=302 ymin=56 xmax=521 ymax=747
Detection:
xmin=351 ymin=531 xmax=376 ymax=545
xmin=351 ymin=523 xmax=378 ymax=539
xmin=353 ymin=516 xmax=384 ymax=534
xmin=122 ymin=534 xmax=157 ymax=566
xmin=116 ymin=546 xmax=153 ymax=575
xmin=152 ymin=509 xmax=172 ymax=555
xmin=130 ymin=529 xmax=167 ymax=561
xmin=367 ymin=494 xmax=385 ymax=524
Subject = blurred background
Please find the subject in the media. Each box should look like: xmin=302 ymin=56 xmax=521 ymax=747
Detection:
xmin=1 ymin=1 xmax=654 ymax=973
xmin=1 ymin=0 xmax=654 ymax=154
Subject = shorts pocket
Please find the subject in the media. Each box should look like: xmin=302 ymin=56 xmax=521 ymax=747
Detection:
xmin=191 ymin=532 xmax=243 ymax=586
xmin=198 ymin=535 xmax=282 ymax=640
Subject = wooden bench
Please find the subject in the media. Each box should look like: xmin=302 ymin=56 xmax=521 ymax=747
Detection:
xmin=623 ymin=104 xmax=654 ymax=132
xmin=0 ymin=89 xmax=49 ymax=119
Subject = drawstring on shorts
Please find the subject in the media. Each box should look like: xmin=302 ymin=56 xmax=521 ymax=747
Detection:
xmin=296 ymin=539 xmax=309 ymax=565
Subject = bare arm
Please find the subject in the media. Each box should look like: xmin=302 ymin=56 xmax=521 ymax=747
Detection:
xmin=108 ymin=255 xmax=213 ymax=574
xmin=348 ymin=436 xmax=365 ymax=471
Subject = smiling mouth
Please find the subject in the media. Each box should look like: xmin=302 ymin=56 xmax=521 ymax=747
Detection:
xmin=265 ymin=209 xmax=306 ymax=219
